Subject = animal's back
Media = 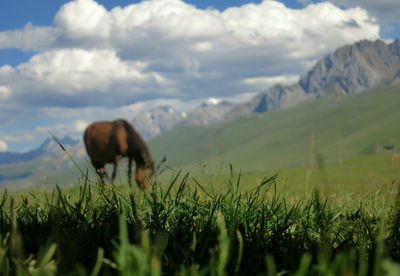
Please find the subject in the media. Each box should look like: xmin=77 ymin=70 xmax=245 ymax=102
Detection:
xmin=84 ymin=120 xmax=127 ymax=163
xmin=112 ymin=119 xmax=129 ymax=155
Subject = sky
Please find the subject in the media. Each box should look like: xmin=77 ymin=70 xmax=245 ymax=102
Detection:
xmin=0 ymin=0 xmax=399 ymax=152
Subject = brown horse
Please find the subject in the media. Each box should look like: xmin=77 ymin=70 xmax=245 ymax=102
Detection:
xmin=83 ymin=119 xmax=154 ymax=189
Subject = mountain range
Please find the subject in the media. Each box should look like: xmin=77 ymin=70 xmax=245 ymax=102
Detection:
xmin=0 ymin=136 xmax=81 ymax=186
xmin=0 ymin=136 xmax=79 ymax=166
xmin=133 ymin=99 xmax=236 ymax=139
xmin=131 ymin=39 xmax=400 ymax=138
xmin=1 ymin=38 xmax=399 ymax=188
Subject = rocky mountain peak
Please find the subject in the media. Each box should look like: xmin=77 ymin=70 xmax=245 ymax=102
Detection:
xmin=389 ymin=39 xmax=400 ymax=56
xmin=227 ymin=39 xmax=400 ymax=119
xmin=201 ymin=97 xmax=222 ymax=107
xmin=0 ymin=135 xmax=79 ymax=166
xmin=179 ymin=100 xmax=235 ymax=127
xmin=132 ymin=105 xmax=187 ymax=139
xmin=299 ymin=39 xmax=400 ymax=95
xmin=132 ymin=100 xmax=236 ymax=139
xmin=39 ymin=135 xmax=80 ymax=153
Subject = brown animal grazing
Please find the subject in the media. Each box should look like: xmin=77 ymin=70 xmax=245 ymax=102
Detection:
xmin=83 ymin=119 xmax=154 ymax=189
xmin=392 ymin=153 xmax=400 ymax=165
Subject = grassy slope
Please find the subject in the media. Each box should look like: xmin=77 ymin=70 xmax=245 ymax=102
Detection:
xmin=149 ymin=84 xmax=400 ymax=172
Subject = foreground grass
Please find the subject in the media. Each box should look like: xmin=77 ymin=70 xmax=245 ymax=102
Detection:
xmin=186 ymin=152 xmax=400 ymax=209
xmin=0 ymin=169 xmax=400 ymax=275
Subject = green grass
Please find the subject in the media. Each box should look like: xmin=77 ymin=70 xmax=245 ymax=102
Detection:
xmin=0 ymin=169 xmax=400 ymax=275
xmin=149 ymin=84 xmax=400 ymax=172
xmin=152 ymin=151 xmax=399 ymax=212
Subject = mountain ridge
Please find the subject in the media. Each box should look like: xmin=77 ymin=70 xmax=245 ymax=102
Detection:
xmin=132 ymin=39 xmax=400 ymax=137
xmin=0 ymin=136 xmax=79 ymax=166
xmin=229 ymin=39 xmax=400 ymax=116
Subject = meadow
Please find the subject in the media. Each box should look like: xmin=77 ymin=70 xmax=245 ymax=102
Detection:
xmin=0 ymin=152 xmax=400 ymax=275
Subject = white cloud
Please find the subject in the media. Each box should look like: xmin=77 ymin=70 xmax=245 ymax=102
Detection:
xmin=328 ymin=0 xmax=400 ymax=26
xmin=243 ymin=74 xmax=300 ymax=89
xmin=74 ymin=119 xmax=88 ymax=132
xmin=0 ymin=23 xmax=56 ymax=51
xmin=54 ymin=0 xmax=111 ymax=41
xmin=0 ymin=140 xmax=8 ymax=152
xmin=0 ymin=0 xmax=380 ymax=108
xmin=0 ymin=86 xmax=11 ymax=99
xmin=36 ymin=119 xmax=90 ymax=135
xmin=2 ymin=134 xmax=36 ymax=143
xmin=0 ymin=48 xmax=174 ymax=107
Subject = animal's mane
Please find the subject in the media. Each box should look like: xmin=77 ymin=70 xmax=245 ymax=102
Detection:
xmin=118 ymin=119 xmax=153 ymax=168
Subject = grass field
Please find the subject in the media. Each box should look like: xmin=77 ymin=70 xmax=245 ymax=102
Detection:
xmin=0 ymin=151 xmax=399 ymax=275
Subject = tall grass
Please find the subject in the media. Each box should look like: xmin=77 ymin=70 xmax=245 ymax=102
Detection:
xmin=0 ymin=170 xmax=399 ymax=275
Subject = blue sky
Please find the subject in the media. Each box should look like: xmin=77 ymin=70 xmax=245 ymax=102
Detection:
xmin=0 ymin=0 xmax=399 ymax=152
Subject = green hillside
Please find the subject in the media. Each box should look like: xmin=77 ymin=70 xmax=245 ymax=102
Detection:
xmin=149 ymin=84 xmax=400 ymax=172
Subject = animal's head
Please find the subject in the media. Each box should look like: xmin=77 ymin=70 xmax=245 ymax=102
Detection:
xmin=135 ymin=161 xmax=154 ymax=190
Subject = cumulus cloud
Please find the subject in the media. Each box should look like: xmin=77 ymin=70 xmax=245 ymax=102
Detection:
xmin=74 ymin=119 xmax=88 ymax=132
xmin=0 ymin=48 xmax=173 ymax=107
xmin=0 ymin=140 xmax=8 ymax=152
xmin=0 ymin=0 xmax=380 ymax=108
xmin=2 ymin=135 xmax=35 ymax=143
xmin=36 ymin=119 xmax=89 ymax=136
xmin=0 ymin=23 xmax=56 ymax=51
xmin=243 ymin=74 xmax=300 ymax=90
xmin=0 ymin=85 xmax=11 ymax=99
xmin=54 ymin=0 xmax=111 ymax=42
xmin=328 ymin=0 xmax=400 ymax=26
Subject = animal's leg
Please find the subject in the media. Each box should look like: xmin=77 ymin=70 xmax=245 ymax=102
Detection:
xmin=111 ymin=160 xmax=118 ymax=185
xmin=91 ymin=159 xmax=107 ymax=183
xmin=128 ymin=158 xmax=133 ymax=187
